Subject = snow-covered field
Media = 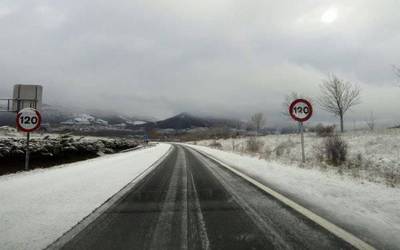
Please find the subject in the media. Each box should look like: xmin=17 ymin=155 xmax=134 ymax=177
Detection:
xmin=0 ymin=143 xmax=171 ymax=250
xmin=188 ymin=144 xmax=400 ymax=249
xmin=196 ymin=129 xmax=400 ymax=187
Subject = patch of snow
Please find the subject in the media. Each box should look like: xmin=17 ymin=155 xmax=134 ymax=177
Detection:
xmin=73 ymin=117 xmax=91 ymax=125
xmin=60 ymin=119 xmax=75 ymax=125
xmin=133 ymin=120 xmax=147 ymax=125
xmin=114 ymin=123 xmax=127 ymax=128
xmin=94 ymin=118 xmax=108 ymax=126
xmin=60 ymin=114 xmax=97 ymax=125
xmin=188 ymin=144 xmax=400 ymax=249
xmin=0 ymin=143 xmax=171 ymax=250
xmin=0 ymin=126 xmax=17 ymax=133
xmin=0 ymin=126 xmax=19 ymax=138
xmin=76 ymin=113 xmax=95 ymax=122
xmin=159 ymin=128 xmax=176 ymax=134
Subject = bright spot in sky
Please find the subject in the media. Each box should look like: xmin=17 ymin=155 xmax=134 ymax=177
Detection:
xmin=321 ymin=7 xmax=338 ymax=23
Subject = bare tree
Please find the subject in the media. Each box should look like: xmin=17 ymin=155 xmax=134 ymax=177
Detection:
xmin=393 ymin=65 xmax=400 ymax=78
xmin=318 ymin=75 xmax=361 ymax=133
xmin=365 ymin=111 xmax=375 ymax=131
xmin=250 ymin=113 xmax=265 ymax=136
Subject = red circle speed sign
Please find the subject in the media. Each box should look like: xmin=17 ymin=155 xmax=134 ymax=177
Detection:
xmin=289 ymin=99 xmax=313 ymax=122
xmin=16 ymin=108 xmax=42 ymax=132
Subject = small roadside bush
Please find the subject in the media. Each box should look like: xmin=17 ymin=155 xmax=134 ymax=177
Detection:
xmin=323 ymin=135 xmax=348 ymax=166
xmin=208 ymin=140 xmax=222 ymax=149
xmin=231 ymin=140 xmax=237 ymax=151
xmin=312 ymin=144 xmax=324 ymax=163
xmin=274 ymin=143 xmax=286 ymax=157
xmin=263 ymin=145 xmax=273 ymax=159
xmin=246 ymin=137 xmax=264 ymax=153
xmin=314 ymin=124 xmax=335 ymax=137
xmin=384 ymin=169 xmax=399 ymax=187
xmin=274 ymin=140 xmax=295 ymax=158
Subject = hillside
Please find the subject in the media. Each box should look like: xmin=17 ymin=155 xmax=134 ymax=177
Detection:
xmin=0 ymin=104 xmax=152 ymax=126
xmin=135 ymin=112 xmax=244 ymax=130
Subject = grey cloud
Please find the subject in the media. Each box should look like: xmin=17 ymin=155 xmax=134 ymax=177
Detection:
xmin=0 ymin=0 xmax=399 ymax=127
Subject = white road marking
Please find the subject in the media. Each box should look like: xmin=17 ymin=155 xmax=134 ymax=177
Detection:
xmin=188 ymin=165 xmax=210 ymax=250
xmin=180 ymin=148 xmax=188 ymax=250
xmin=150 ymin=147 xmax=188 ymax=250
xmin=189 ymin=148 xmax=292 ymax=249
xmin=189 ymin=147 xmax=375 ymax=250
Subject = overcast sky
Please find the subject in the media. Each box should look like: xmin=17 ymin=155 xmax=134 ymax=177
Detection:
xmin=0 ymin=0 xmax=399 ymax=126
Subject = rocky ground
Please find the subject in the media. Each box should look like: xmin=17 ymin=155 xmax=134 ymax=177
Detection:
xmin=0 ymin=128 xmax=139 ymax=175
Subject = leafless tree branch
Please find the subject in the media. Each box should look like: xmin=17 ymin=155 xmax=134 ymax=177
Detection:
xmin=318 ymin=74 xmax=361 ymax=132
xmin=365 ymin=111 xmax=375 ymax=131
xmin=393 ymin=65 xmax=400 ymax=78
xmin=281 ymin=92 xmax=309 ymax=118
xmin=250 ymin=113 xmax=265 ymax=135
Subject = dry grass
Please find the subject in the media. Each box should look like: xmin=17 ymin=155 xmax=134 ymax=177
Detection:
xmin=196 ymin=129 xmax=400 ymax=187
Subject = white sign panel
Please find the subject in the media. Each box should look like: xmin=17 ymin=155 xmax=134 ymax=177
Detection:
xmin=12 ymin=84 xmax=43 ymax=112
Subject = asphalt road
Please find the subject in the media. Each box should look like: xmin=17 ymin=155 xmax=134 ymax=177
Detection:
xmin=59 ymin=144 xmax=355 ymax=250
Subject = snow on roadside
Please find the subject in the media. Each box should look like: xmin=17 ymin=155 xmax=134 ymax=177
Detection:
xmin=0 ymin=143 xmax=171 ymax=250
xmin=188 ymin=144 xmax=400 ymax=249
xmin=196 ymin=129 xmax=400 ymax=186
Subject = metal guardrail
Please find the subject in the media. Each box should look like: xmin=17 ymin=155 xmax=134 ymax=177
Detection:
xmin=0 ymin=99 xmax=13 ymax=112
xmin=0 ymin=98 xmax=39 ymax=112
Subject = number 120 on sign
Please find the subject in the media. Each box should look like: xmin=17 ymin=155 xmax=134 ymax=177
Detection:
xmin=289 ymin=99 xmax=313 ymax=122
xmin=16 ymin=108 xmax=42 ymax=132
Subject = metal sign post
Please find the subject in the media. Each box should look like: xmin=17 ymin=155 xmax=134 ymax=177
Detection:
xmin=16 ymin=108 xmax=42 ymax=171
xmin=289 ymin=99 xmax=313 ymax=163
xmin=300 ymin=122 xmax=305 ymax=163
xmin=144 ymin=134 xmax=149 ymax=144
xmin=25 ymin=132 xmax=30 ymax=170
xmin=1 ymin=84 xmax=43 ymax=171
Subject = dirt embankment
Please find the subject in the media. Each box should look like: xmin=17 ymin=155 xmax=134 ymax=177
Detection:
xmin=0 ymin=135 xmax=139 ymax=175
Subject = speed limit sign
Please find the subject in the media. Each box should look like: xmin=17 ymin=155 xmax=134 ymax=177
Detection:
xmin=289 ymin=99 xmax=313 ymax=163
xmin=16 ymin=108 xmax=42 ymax=132
xmin=289 ymin=99 xmax=313 ymax=122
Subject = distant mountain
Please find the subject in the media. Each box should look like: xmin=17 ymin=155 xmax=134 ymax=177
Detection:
xmin=85 ymin=109 xmax=156 ymax=125
xmin=41 ymin=104 xmax=75 ymax=125
xmin=135 ymin=112 xmax=244 ymax=130
xmin=0 ymin=104 xmax=153 ymax=127
xmin=0 ymin=106 xmax=244 ymax=131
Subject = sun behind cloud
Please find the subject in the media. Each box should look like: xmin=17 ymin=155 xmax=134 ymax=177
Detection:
xmin=321 ymin=7 xmax=338 ymax=24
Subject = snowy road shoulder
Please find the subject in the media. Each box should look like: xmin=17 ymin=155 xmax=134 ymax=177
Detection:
xmin=0 ymin=143 xmax=171 ymax=250
xmin=187 ymin=144 xmax=400 ymax=250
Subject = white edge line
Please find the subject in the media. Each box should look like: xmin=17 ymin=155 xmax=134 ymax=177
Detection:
xmin=188 ymin=167 xmax=210 ymax=250
xmin=186 ymin=145 xmax=375 ymax=250
xmin=46 ymin=144 xmax=174 ymax=250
